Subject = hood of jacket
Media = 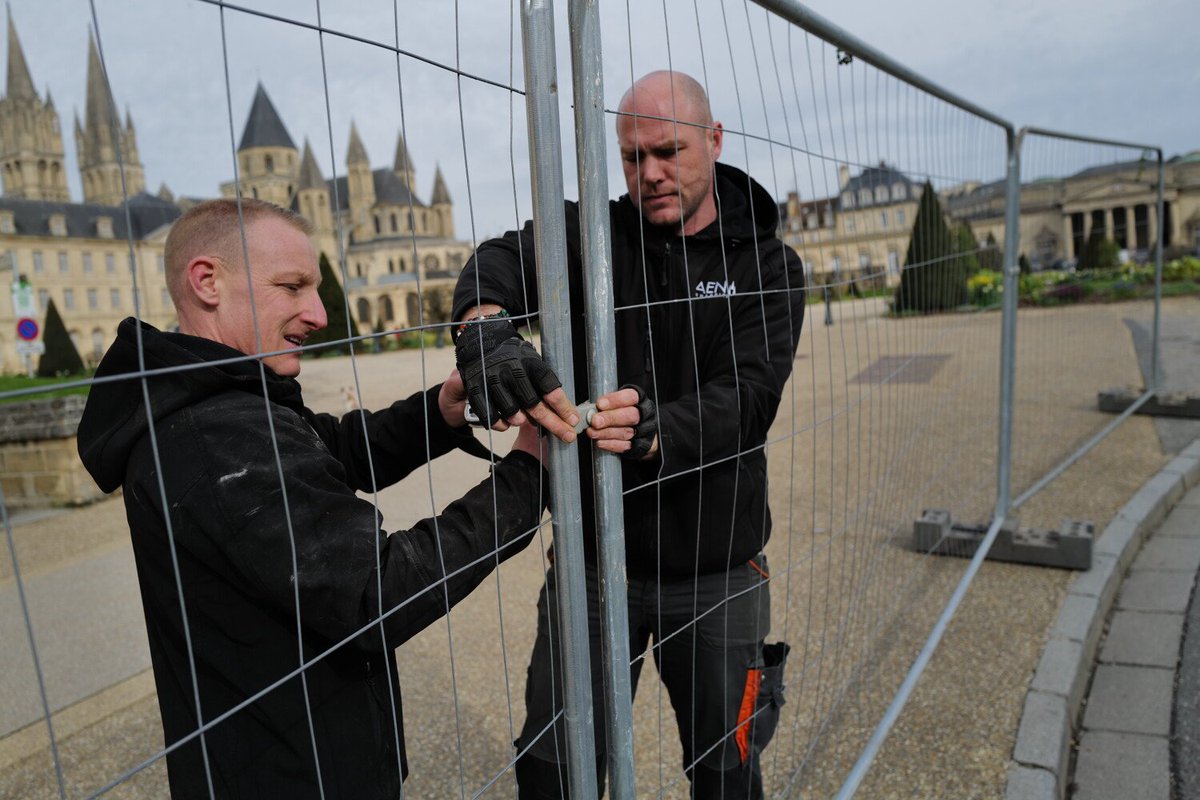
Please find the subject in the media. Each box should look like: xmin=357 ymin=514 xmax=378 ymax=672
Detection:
xmin=78 ymin=317 xmax=305 ymax=493
xmin=614 ymin=161 xmax=781 ymax=245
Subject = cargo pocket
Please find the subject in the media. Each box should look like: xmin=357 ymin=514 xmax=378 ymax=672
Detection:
xmin=734 ymin=641 xmax=790 ymax=765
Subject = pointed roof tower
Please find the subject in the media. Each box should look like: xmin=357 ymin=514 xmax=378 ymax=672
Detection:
xmin=297 ymin=139 xmax=325 ymax=190
xmin=77 ymin=28 xmax=145 ymax=204
xmin=0 ymin=9 xmax=69 ymax=200
xmin=393 ymin=133 xmax=415 ymax=184
xmin=83 ymin=30 xmax=119 ymax=146
xmin=5 ymin=10 xmax=36 ymax=101
xmin=346 ymin=121 xmax=369 ymax=165
xmin=430 ymin=165 xmax=451 ymax=205
xmin=237 ymin=83 xmax=295 ymax=151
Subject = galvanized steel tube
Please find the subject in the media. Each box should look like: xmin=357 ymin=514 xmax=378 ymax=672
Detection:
xmin=996 ymin=128 xmax=1023 ymax=519
xmin=566 ymin=1 xmax=637 ymax=797
xmin=520 ymin=2 xmax=599 ymax=797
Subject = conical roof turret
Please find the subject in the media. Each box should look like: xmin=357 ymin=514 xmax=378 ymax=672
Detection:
xmin=297 ymin=139 xmax=325 ymax=190
xmin=346 ymin=121 xmax=369 ymax=165
xmin=431 ymin=165 xmax=451 ymax=205
xmin=237 ymin=83 xmax=295 ymax=151
xmin=5 ymin=9 xmax=37 ymax=101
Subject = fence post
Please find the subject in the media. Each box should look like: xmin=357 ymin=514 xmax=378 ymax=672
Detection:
xmin=995 ymin=127 xmax=1022 ymax=520
xmin=520 ymin=2 xmax=599 ymax=797
xmin=1151 ymin=152 xmax=1165 ymax=393
xmin=566 ymin=1 xmax=637 ymax=797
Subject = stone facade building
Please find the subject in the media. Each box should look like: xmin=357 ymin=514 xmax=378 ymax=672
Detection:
xmin=780 ymin=163 xmax=919 ymax=290
xmin=0 ymin=10 xmax=473 ymax=374
xmin=0 ymin=14 xmax=177 ymax=373
xmin=781 ymin=155 xmax=1200 ymax=289
xmin=220 ymin=84 xmax=472 ymax=337
xmin=942 ymin=155 xmax=1200 ymax=269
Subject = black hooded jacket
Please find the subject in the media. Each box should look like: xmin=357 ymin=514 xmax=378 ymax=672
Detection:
xmin=453 ymin=163 xmax=805 ymax=578
xmin=77 ymin=318 xmax=547 ymax=799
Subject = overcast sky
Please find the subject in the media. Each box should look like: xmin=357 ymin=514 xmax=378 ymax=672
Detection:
xmin=8 ymin=0 xmax=1198 ymax=240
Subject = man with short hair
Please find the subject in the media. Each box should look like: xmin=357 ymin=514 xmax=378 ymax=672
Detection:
xmin=78 ymin=197 xmax=552 ymax=799
xmin=453 ymin=71 xmax=805 ymax=798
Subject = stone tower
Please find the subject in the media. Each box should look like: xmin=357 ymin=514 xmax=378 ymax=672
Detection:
xmin=430 ymin=165 xmax=453 ymax=239
xmin=346 ymin=122 xmax=374 ymax=243
xmin=0 ymin=10 xmax=70 ymax=201
xmin=295 ymin=138 xmax=331 ymax=234
xmin=393 ymin=133 xmax=415 ymax=189
xmin=233 ymin=83 xmax=298 ymax=207
xmin=76 ymin=30 xmax=144 ymax=205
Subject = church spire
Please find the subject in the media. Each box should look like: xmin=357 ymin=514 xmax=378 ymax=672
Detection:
xmin=77 ymin=27 xmax=145 ymax=205
xmin=5 ymin=8 xmax=36 ymax=101
xmin=0 ymin=9 xmax=69 ymax=200
xmin=392 ymin=132 xmax=415 ymax=186
xmin=346 ymin=121 xmax=369 ymax=165
xmin=430 ymin=165 xmax=451 ymax=205
xmin=297 ymin=138 xmax=325 ymax=190
xmin=237 ymin=83 xmax=294 ymax=151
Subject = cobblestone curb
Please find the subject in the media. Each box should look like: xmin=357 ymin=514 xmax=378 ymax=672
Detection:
xmin=1005 ymin=438 xmax=1200 ymax=800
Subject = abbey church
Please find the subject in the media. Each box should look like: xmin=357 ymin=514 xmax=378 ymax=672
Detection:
xmin=0 ymin=11 xmax=469 ymax=373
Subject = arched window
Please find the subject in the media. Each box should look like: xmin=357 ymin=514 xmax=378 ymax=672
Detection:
xmin=893 ymin=183 xmax=906 ymax=200
xmin=875 ymin=186 xmax=888 ymax=204
xmin=91 ymin=328 xmax=105 ymax=361
xmin=406 ymin=211 xmax=414 ymax=230
xmin=265 ymin=154 xmax=274 ymax=173
xmin=842 ymin=192 xmax=854 ymax=209
xmin=390 ymin=213 xmax=398 ymax=232
xmin=374 ymin=216 xmax=381 ymax=235
xmin=388 ymin=259 xmax=395 ymax=274
xmin=252 ymin=187 xmax=259 ymax=199
xmin=379 ymin=295 xmax=395 ymax=322
xmin=859 ymin=188 xmax=872 ymax=206
xmin=356 ymin=297 xmax=371 ymax=323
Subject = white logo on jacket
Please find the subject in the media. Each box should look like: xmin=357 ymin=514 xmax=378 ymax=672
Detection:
xmin=694 ymin=279 xmax=737 ymax=297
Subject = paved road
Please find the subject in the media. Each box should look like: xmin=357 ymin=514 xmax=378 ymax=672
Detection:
xmin=0 ymin=544 xmax=149 ymax=737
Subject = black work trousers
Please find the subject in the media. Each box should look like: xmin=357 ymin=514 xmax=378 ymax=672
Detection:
xmin=515 ymin=555 xmax=788 ymax=799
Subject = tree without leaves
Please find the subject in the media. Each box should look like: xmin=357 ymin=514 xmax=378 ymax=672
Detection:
xmin=36 ymin=298 xmax=85 ymax=376
xmin=894 ymin=181 xmax=967 ymax=312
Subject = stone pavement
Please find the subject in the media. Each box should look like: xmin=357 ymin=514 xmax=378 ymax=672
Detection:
xmin=1007 ymin=441 xmax=1200 ymax=799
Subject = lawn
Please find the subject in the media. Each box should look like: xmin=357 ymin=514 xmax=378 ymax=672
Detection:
xmin=0 ymin=374 xmax=91 ymax=404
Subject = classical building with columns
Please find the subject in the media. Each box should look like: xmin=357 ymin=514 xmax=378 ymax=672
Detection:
xmin=221 ymin=84 xmax=473 ymax=336
xmin=0 ymin=13 xmax=178 ymax=374
xmin=942 ymin=154 xmax=1200 ymax=269
xmin=781 ymin=154 xmax=1200 ymax=288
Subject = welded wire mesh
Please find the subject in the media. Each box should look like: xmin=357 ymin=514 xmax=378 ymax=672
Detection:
xmin=1006 ymin=133 xmax=1164 ymax=514
xmin=0 ymin=1 xmax=1177 ymax=799
xmin=1 ymin=1 xmax=559 ymax=798
xmin=597 ymin=2 xmax=1009 ymax=796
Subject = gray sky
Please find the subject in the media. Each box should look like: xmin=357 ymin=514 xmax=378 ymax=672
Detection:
xmin=8 ymin=0 xmax=1198 ymax=240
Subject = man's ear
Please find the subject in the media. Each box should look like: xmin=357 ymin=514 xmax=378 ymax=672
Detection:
xmin=185 ymin=256 xmax=221 ymax=309
xmin=710 ymin=120 xmax=723 ymax=161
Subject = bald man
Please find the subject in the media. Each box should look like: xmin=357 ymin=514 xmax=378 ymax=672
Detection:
xmin=78 ymin=198 xmax=549 ymax=799
xmin=453 ymin=71 xmax=805 ymax=798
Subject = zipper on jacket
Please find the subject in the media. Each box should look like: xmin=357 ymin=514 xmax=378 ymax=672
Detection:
xmin=661 ymin=241 xmax=671 ymax=287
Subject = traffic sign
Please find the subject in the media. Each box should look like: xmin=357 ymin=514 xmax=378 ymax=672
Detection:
xmin=11 ymin=280 xmax=37 ymax=317
xmin=17 ymin=318 xmax=38 ymax=341
xmin=15 ymin=340 xmax=45 ymax=356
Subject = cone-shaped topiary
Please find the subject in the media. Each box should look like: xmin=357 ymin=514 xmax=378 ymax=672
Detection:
xmin=304 ymin=252 xmax=362 ymax=356
xmin=894 ymin=181 xmax=967 ymax=312
xmin=36 ymin=298 xmax=85 ymax=376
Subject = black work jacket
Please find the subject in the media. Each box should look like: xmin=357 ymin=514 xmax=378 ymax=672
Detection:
xmin=77 ymin=318 xmax=546 ymax=799
xmin=453 ymin=163 xmax=805 ymax=577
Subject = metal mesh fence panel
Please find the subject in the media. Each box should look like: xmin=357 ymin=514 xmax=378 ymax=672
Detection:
xmin=0 ymin=1 xmax=1178 ymax=799
xmin=1005 ymin=131 xmax=1165 ymax=514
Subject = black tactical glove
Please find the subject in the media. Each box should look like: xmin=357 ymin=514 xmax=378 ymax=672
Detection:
xmin=454 ymin=314 xmax=562 ymax=426
xmin=619 ymin=383 xmax=658 ymax=460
